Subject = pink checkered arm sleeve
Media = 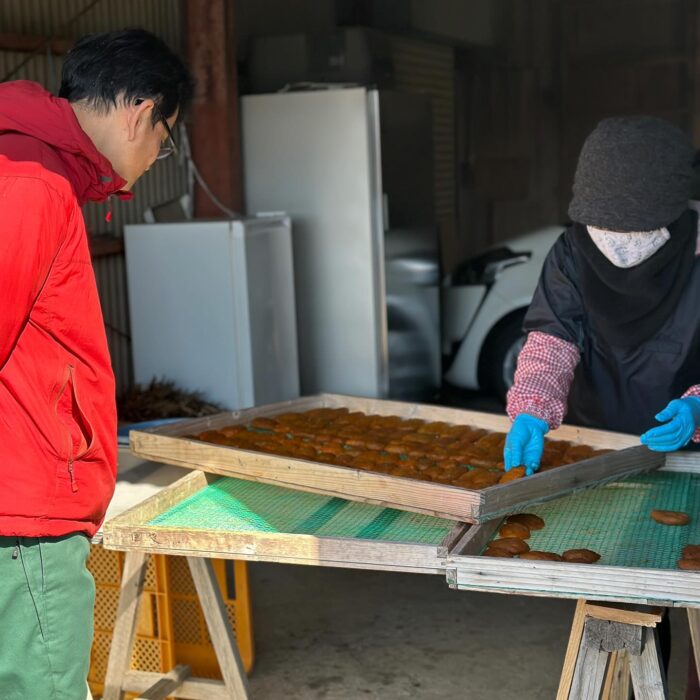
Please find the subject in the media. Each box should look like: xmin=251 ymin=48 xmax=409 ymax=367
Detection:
xmin=506 ymin=331 xmax=581 ymax=430
xmin=682 ymin=384 xmax=700 ymax=442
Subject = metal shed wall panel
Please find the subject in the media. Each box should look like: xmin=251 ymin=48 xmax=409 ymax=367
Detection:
xmin=388 ymin=36 xmax=456 ymax=236
xmin=1 ymin=0 xmax=181 ymax=47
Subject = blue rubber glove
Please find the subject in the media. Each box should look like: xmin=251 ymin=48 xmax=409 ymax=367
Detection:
xmin=640 ymin=397 xmax=700 ymax=452
xmin=503 ymin=414 xmax=550 ymax=476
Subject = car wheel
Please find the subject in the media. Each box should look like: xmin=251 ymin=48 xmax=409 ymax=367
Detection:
xmin=479 ymin=311 xmax=527 ymax=402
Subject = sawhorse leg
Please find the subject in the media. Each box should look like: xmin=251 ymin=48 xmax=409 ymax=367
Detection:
xmin=103 ymin=551 xmax=148 ymax=700
xmin=187 ymin=556 xmax=250 ymax=698
xmin=102 ymin=552 xmax=250 ymax=700
xmin=557 ymin=600 xmax=666 ymax=700
xmin=688 ymin=609 xmax=700 ymax=683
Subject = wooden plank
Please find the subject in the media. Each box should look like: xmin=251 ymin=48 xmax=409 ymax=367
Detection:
xmin=584 ymin=603 xmax=663 ymax=628
xmin=129 ymin=432 xmax=485 ymax=522
xmin=132 ymin=393 xmax=640 ymax=448
xmin=123 ymin=671 xmax=229 ymax=700
xmin=129 ymin=394 xmax=658 ymax=524
xmin=448 ymin=517 xmax=502 ymax=556
xmin=569 ymin=618 xmax=612 ymax=699
xmin=136 ymin=664 xmax=191 ymax=700
xmin=445 ymin=556 xmax=700 ymax=608
xmin=662 ymin=452 xmax=700 ymax=473
xmin=324 ymin=394 xmax=643 ymax=449
xmin=437 ymin=522 xmax=472 ymax=557
xmin=602 ymin=651 xmax=631 ymax=700
xmin=628 ymin=627 xmax=667 ymax=700
xmin=603 ymin=650 xmax=631 ymax=700
xmin=185 ymin=0 xmax=243 ymax=217
xmin=481 ymin=446 xmax=664 ymax=519
xmin=687 ymin=608 xmax=700 ymax=682
xmin=103 ymin=551 xmax=149 ymax=700
xmin=187 ymin=558 xmax=250 ymax=698
xmin=104 ymin=524 xmax=446 ymax=574
xmin=602 ymin=651 xmax=617 ymax=699
xmin=107 ymin=470 xmax=213 ymax=528
xmin=0 ymin=32 xmax=73 ymax=53
xmin=612 ymin=654 xmax=632 ymax=700
xmin=557 ymin=599 xmax=588 ymax=700
xmin=130 ymin=395 xmax=325 ymax=439
xmin=108 ymin=549 xmax=441 ymax=576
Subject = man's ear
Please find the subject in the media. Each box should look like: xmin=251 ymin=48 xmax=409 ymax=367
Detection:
xmin=126 ymin=98 xmax=155 ymax=142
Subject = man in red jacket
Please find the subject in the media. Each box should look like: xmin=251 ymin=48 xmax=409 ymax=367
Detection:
xmin=0 ymin=30 xmax=192 ymax=698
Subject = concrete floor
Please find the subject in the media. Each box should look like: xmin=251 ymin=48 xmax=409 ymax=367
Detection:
xmin=246 ymin=562 xmax=691 ymax=699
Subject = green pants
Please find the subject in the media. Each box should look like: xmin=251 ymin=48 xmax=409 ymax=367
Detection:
xmin=0 ymin=534 xmax=95 ymax=700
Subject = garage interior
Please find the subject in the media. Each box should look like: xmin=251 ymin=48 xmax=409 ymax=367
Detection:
xmin=2 ymin=1 xmax=699 ymax=698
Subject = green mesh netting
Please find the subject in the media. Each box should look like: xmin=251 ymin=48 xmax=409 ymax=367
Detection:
xmin=491 ymin=471 xmax=700 ymax=569
xmin=148 ymin=477 xmax=455 ymax=545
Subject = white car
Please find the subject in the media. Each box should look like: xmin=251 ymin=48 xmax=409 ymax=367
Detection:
xmin=442 ymin=226 xmax=562 ymax=400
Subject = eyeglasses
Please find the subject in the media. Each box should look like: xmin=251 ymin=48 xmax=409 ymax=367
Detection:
xmin=153 ymin=104 xmax=178 ymax=160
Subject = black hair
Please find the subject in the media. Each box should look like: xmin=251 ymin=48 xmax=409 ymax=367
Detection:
xmin=59 ymin=29 xmax=194 ymax=123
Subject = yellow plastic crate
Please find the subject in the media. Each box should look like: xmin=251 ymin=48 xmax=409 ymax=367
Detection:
xmin=87 ymin=544 xmax=254 ymax=698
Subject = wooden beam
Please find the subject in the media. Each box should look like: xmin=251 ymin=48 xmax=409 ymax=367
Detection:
xmin=123 ymin=671 xmax=229 ymax=699
xmin=557 ymin=599 xmax=588 ymax=700
xmin=136 ymin=664 xmax=191 ymax=700
xmin=184 ymin=0 xmax=243 ymax=217
xmin=569 ymin=620 xmax=613 ymax=699
xmin=0 ymin=32 xmax=72 ymax=54
xmin=188 ymin=557 xmax=250 ymax=698
xmin=627 ymin=627 xmax=668 ymax=698
xmin=103 ymin=551 xmax=149 ymax=700
xmin=584 ymin=603 xmax=663 ymax=628
xmin=688 ymin=608 xmax=700 ymax=683
xmin=602 ymin=651 xmax=631 ymax=700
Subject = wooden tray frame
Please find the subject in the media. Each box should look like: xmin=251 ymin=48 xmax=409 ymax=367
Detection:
xmin=102 ymin=470 xmax=468 ymax=575
xmin=128 ymin=394 xmax=664 ymax=524
xmin=444 ymin=453 xmax=700 ymax=608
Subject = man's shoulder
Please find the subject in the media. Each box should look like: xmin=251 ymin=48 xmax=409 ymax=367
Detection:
xmin=0 ymin=133 xmax=74 ymax=204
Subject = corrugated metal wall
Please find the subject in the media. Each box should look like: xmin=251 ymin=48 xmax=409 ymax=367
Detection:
xmin=388 ymin=36 xmax=457 ymax=263
xmin=1 ymin=0 xmax=181 ymax=46
xmin=0 ymin=0 xmax=187 ymax=394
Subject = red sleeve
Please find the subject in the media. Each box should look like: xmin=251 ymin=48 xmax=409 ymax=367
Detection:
xmin=0 ymin=177 xmax=65 ymax=368
xmin=682 ymin=385 xmax=700 ymax=443
xmin=506 ymin=331 xmax=581 ymax=429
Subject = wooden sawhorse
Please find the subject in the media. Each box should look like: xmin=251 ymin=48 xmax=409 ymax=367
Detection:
xmin=102 ymin=551 xmax=249 ymax=700
xmin=557 ymin=600 xmax=700 ymax=700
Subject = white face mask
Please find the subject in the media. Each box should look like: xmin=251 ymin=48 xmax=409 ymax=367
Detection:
xmin=586 ymin=226 xmax=670 ymax=268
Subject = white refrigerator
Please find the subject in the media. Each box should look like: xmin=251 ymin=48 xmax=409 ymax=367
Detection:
xmin=242 ymin=87 xmax=440 ymax=400
xmin=124 ymin=217 xmax=300 ymax=409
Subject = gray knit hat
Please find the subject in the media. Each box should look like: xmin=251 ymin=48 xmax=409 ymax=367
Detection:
xmin=568 ymin=116 xmax=695 ymax=232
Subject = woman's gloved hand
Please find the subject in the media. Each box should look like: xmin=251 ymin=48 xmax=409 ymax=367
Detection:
xmin=503 ymin=414 xmax=550 ymax=476
xmin=640 ymin=397 xmax=700 ymax=451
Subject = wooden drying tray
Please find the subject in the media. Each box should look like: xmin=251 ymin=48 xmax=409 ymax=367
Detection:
xmin=102 ymin=470 xmax=467 ymax=575
xmin=128 ymin=394 xmax=664 ymax=524
xmin=444 ymin=452 xmax=700 ymax=608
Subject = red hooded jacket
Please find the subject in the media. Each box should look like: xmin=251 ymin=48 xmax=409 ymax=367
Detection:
xmin=0 ymin=81 xmax=130 ymax=537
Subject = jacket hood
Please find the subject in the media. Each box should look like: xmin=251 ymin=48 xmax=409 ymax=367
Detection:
xmin=0 ymin=80 xmax=132 ymax=204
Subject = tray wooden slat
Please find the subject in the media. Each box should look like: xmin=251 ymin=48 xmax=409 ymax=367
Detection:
xmin=129 ymin=394 xmax=663 ymax=524
xmin=444 ymin=557 xmax=700 ymax=608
